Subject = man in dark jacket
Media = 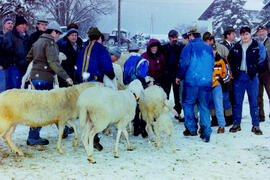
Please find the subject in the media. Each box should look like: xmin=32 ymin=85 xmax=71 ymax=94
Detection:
xmin=28 ymin=18 xmax=48 ymax=48
xmin=0 ymin=17 xmax=14 ymax=92
xmin=2 ymin=15 xmax=30 ymax=89
xmin=228 ymin=26 xmax=267 ymax=135
xmin=256 ymin=25 xmax=270 ymax=122
xmin=57 ymin=23 xmax=83 ymax=86
xmin=221 ymin=27 xmax=236 ymax=51
xmin=162 ymin=30 xmax=184 ymax=121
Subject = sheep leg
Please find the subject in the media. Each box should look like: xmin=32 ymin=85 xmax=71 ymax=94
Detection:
xmin=146 ymin=122 xmax=154 ymax=142
xmin=3 ymin=125 xmax=24 ymax=156
xmin=57 ymin=122 xmax=65 ymax=154
xmin=169 ymin=134 xmax=176 ymax=153
xmin=121 ymin=129 xmax=134 ymax=151
xmin=114 ymin=129 xmax=122 ymax=158
xmin=67 ymin=120 xmax=78 ymax=147
xmin=86 ymin=129 xmax=96 ymax=164
xmin=155 ymin=131 xmax=161 ymax=150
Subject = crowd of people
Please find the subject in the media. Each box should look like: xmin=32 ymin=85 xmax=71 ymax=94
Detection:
xmin=0 ymin=15 xmax=269 ymax=150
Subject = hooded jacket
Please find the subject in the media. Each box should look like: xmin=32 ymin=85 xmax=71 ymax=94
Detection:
xmin=141 ymin=39 xmax=165 ymax=80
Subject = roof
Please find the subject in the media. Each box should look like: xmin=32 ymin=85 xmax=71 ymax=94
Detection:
xmin=198 ymin=0 xmax=216 ymax=21
xmin=262 ymin=1 xmax=270 ymax=10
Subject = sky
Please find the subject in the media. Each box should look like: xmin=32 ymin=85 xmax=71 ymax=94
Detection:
xmin=97 ymin=0 xmax=264 ymax=35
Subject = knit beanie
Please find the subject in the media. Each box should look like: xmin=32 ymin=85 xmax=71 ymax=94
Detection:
xmin=15 ymin=15 xmax=27 ymax=27
xmin=109 ymin=47 xmax=122 ymax=58
xmin=66 ymin=28 xmax=78 ymax=37
xmin=2 ymin=17 xmax=13 ymax=26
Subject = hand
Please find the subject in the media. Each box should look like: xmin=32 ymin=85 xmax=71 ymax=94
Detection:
xmin=0 ymin=66 xmax=3 ymax=70
xmin=175 ymin=78 xmax=180 ymax=85
xmin=66 ymin=78 xmax=73 ymax=85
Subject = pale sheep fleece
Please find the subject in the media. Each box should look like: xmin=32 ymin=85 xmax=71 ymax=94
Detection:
xmin=155 ymin=100 xmax=175 ymax=153
xmin=0 ymin=82 xmax=103 ymax=156
xmin=139 ymin=85 xmax=167 ymax=141
xmin=77 ymin=80 xmax=143 ymax=163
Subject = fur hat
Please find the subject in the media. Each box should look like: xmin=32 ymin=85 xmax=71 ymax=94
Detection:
xmin=2 ymin=17 xmax=13 ymax=26
xmin=67 ymin=23 xmax=79 ymax=30
xmin=15 ymin=15 xmax=27 ymax=27
xmin=88 ymin=27 xmax=102 ymax=38
xmin=109 ymin=47 xmax=122 ymax=58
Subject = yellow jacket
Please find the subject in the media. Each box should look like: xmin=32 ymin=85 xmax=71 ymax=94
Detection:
xmin=212 ymin=53 xmax=231 ymax=88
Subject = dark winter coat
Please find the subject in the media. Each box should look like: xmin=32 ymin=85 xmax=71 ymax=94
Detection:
xmin=1 ymin=28 xmax=30 ymax=73
xmin=221 ymin=40 xmax=233 ymax=51
xmin=28 ymin=30 xmax=44 ymax=48
xmin=0 ymin=31 xmax=4 ymax=67
xmin=228 ymin=39 xmax=267 ymax=80
xmin=75 ymin=40 xmax=114 ymax=82
xmin=57 ymin=35 xmax=83 ymax=85
xmin=177 ymin=38 xmax=214 ymax=87
xmin=26 ymin=33 xmax=69 ymax=82
xmin=141 ymin=39 xmax=165 ymax=82
xmin=162 ymin=42 xmax=184 ymax=78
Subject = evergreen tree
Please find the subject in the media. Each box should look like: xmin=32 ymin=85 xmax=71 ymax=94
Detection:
xmin=212 ymin=0 xmax=253 ymax=38
xmin=259 ymin=0 xmax=270 ymax=23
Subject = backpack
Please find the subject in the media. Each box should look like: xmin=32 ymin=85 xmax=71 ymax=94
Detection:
xmin=123 ymin=56 xmax=149 ymax=85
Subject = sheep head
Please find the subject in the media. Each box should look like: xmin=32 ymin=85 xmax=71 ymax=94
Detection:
xmin=127 ymin=79 xmax=144 ymax=99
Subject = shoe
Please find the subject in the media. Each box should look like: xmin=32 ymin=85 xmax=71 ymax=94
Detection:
xmin=229 ymin=124 xmax=241 ymax=133
xmin=217 ymin=127 xmax=225 ymax=133
xmin=198 ymin=128 xmax=202 ymax=134
xmin=141 ymin=129 xmax=148 ymax=138
xmin=259 ymin=118 xmax=265 ymax=122
xmin=225 ymin=115 xmax=233 ymax=126
xmin=199 ymin=130 xmax=210 ymax=142
xmin=211 ymin=116 xmax=218 ymax=127
xmin=251 ymin=126 xmax=263 ymax=135
xmin=175 ymin=115 xmax=185 ymax=122
xmin=27 ymin=138 xmax=49 ymax=146
xmin=183 ymin=128 xmax=197 ymax=136
xmin=133 ymin=127 xmax=141 ymax=136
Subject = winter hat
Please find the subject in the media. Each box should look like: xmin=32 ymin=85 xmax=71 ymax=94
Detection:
xmin=46 ymin=21 xmax=62 ymax=34
xmin=109 ymin=47 xmax=122 ymax=58
xmin=182 ymin=33 xmax=189 ymax=40
xmin=66 ymin=28 xmax=78 ymax=37
xmin=88 ymin=27 xmax=102 ymax=38
xmin=256 ymin=25 xmax=266 ymax=32
xmin=240 ymin=26 xmax=251 ymax=34
xmin=37 ymin=18 xmax=48 ymax=24
xmin=2 ymin=17 xmax=13 ymax=26
xmin=67 ymin=23 xmax=79 ymax=30
xmin=15 ymin=15 xmax=27 ymax=27
xmin=188 ymin=28 xmax=199 ymax=35
xmin=168 ymin=30 xmax=178 ymax=37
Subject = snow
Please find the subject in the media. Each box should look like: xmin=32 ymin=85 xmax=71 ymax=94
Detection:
xmin=1 ymin=94 xmax=270 ymax=179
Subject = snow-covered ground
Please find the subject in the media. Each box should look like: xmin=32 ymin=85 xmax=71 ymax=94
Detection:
xmin=1 ymin=93 xmax=270 ymax=180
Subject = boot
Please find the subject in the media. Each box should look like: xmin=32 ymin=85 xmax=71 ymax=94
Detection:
xmin=211 ymin=116 xmax=218 ymax=127
xmin=225 ymin=115 xmax=233 ymax=126
xmin=94 ymin=134 xmax=103 ymax=151
xmin=183 ymin=128 xmax=197 ymax=136
xmin=199 ymin=128 xmax=210 ymax=142
xmin=229 ymin=124 xmax=241 ymax=133
xmin=217 ymin=127 xmax=225 ymax=133
xmin=27 ymin=127 xmax=49 ymax=146
xmin=251 ymin=126 xmax=263 ymax=135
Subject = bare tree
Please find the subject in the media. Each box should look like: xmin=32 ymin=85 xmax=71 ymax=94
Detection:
xmin=37 ymin=0 xmax=114 ymax=26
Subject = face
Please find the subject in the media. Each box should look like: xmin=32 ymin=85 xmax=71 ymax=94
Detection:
xmin=227 ymin=32 xmax=236 ymax=42
xmin=3 ymin=20 xmax=13 ymax=32
xmin=182 ymin=38 xmax=189 ymax=45
xmin=36 ymin=23 xmax=47 ymax=32
xmin=67 ymin=33 xmax=78 ymax=44
xmin=188 ymin=34 xmax=195 ymax=41
xmin=111 ymin=55 xmax=119 ymax=63
xmin=256 ymin=29 xmax=267 ymax=41
xmin=150 ymin=46 xmax=158 ymax=54
xmin=169 ymin=36 xmax=178 ymax=44
xmin=51 ymin=30 xmax=61 ymax=42
xmin=16 ymin=23 xmax=27 ymax=34
xmin=240 ymin=32 xmax=251 ymax=44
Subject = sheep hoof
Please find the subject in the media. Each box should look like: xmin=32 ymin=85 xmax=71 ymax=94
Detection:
xmin=114 ymin=154 xmax=120 ymax=158
xmin=73 ymin=141 xmax=78 ymax=147
xmin=87 ymin=158 xmax=96 ymax=164
xmin=16 ymin=151 xmax=25 ymax=157
xmin=127 ymin=147 xmax=134 ymax=151
xmin=58 ymin=149 xmax=65 ymax=155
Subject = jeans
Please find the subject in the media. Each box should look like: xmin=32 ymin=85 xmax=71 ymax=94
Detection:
xmin=233 ymin=72 xmax=260 ymax=126
xmin=183 ymin=85 xmax=212 ymax=137
xmin=6 ymin=65 xmax=22 ymax=90
xmin=258 ymin=70 xmax=270 ymax=121
xmin=210 ymin=85 xmax=226 ymax=127
xmin=223 ymin=92 xmax=232 ymax=110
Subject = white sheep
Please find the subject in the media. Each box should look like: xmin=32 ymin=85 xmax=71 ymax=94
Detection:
xmin=155 ymin=100 xmax=175 ymax=153
xmin=138 ymin=85 xmax=167 ymax=142
xmin=21 ymin=52 xmax=67 ymax=89
xmin=0 ymin=82 xmax=103 ymax=156
xmin=77 ymin=79 xmax=143 ymax=164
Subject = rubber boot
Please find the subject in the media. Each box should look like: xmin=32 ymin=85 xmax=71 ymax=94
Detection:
xmin=27 ymin=127 xmax=49 ymax=146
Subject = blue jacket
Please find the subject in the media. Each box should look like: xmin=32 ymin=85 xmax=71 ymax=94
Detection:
xmin=228 ymin=39 xmax=267 ymax=80
xmin=75 ymin=40 xmax=114 ymax=82
xmin=177 ymin=38 xmax=214 ymax=87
